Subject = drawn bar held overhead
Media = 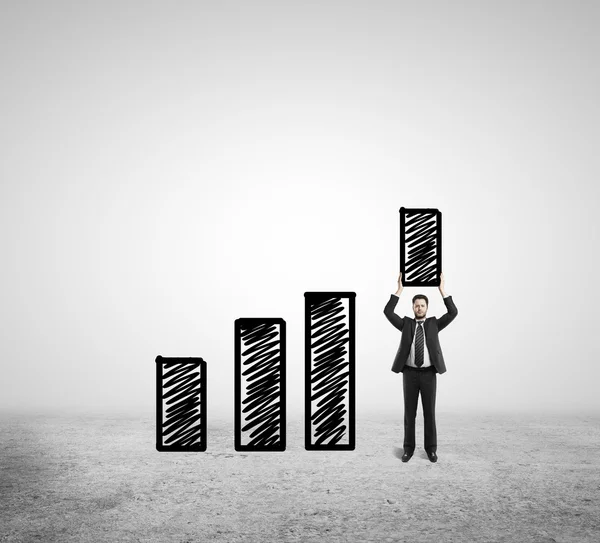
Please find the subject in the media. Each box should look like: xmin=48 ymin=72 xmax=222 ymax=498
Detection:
xmin=155 ymin=356 xmax=207 ymax=452
xmin=399 ymin=207 xmax=442 ymax=288
xmin=304 ymin=292 xmax=356 ymax=451
xmin=235 ymin=318 xmax=286 ymax=452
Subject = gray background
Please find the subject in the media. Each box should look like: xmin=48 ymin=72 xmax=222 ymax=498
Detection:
xmin=1 ymin=0 xmax=598 ymax=419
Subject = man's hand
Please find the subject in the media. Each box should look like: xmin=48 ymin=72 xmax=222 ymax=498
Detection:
xmin=395 ymin=272 xmax=404 ymax=296
xmin=438 ymin=272 xmax=446 ymax=297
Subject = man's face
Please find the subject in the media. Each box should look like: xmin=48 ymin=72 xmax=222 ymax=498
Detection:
xmin=413 ymin=299 xmax=427 ymax=320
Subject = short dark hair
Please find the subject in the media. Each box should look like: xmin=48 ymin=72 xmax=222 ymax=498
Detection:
xmin=412 ymin=294 xmax=428 ymax=306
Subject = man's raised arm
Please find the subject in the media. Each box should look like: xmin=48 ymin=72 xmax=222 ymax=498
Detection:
xmin=437 ymin=272 xmax=458 ymax=331
xmin=383 ymin=272 xmax=405 ymax=331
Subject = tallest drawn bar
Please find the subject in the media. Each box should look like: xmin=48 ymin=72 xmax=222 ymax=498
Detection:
xmin=305 ymin=292 xmax=356 ymax=451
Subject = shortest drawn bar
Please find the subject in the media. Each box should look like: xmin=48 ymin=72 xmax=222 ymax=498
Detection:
xmin=235 ymin=318 xmax=286 ymax=452
xmin=156 ymin=355 xmax=207 ymax=452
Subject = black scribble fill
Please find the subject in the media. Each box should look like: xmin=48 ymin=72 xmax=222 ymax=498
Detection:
xmin=399 ymin=207 xmax=442 ymax=287
xmin=234 ymin=318 xmax=286 ymax=452
xmin=155 ymin=356 xmax=206 ymax=452
xmin=304 ymin=292 xmax=356 ymax=451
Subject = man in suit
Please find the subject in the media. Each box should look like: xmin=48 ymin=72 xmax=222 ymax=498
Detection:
xmin=383 ymin=272 xmax=458 ymax=463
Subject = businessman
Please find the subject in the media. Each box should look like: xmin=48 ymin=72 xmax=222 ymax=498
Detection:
xmin=383 ymin=272 xmax=458 ymax=463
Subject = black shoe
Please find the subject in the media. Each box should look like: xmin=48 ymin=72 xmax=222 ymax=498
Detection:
xmin=426 ymin=451 xmax=438 ymax=463
xmin=392 ymin=447 xmax=412 ymax=462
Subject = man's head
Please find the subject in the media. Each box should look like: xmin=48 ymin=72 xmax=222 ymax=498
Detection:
xmin=412 ymin=295 xmax=428 ymax=320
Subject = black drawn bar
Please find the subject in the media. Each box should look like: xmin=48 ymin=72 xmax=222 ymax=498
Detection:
xmin=155 ymin=356 xmax=206 ymax=452
xmin=400 ymin=207 xmax=442 ymax=287
xmin=304 ymin=292 xmax=356 ymax=451
xmin=235 ymin=318 xmax=286 ymax=452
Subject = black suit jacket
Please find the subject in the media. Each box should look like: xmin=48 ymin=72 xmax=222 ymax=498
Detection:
xmin=383 ymin=294 xmax=458 ymax=374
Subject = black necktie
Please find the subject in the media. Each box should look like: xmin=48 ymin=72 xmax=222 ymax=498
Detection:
xmin=415 ymin=322 xmax=424 ymax=368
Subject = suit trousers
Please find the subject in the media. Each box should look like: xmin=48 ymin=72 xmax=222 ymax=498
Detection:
xmin=403 ymin=366 xmax=437 ymax=453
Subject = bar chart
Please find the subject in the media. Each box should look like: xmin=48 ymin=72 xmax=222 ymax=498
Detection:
xmin=155 ymin=207 xmax=443 ymax=452
xmin=155 ymin=292 xmax=356 ymax=453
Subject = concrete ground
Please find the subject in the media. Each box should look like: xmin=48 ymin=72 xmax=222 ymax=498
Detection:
xmin=1 ymin=411 xmax=599 ymax=542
